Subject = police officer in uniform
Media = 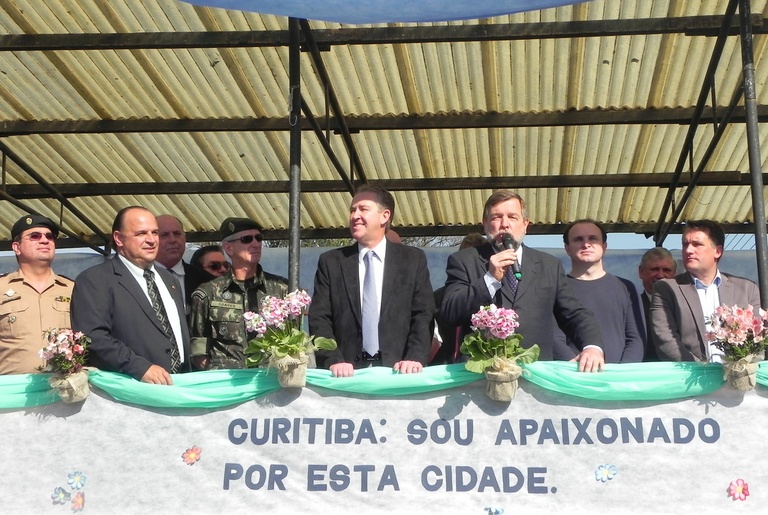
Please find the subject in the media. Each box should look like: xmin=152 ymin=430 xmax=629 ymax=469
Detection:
xmin=188 ymin=218 xmax=288 ymax=370
xmin=0 ymin=215 xmax=74 ymax=374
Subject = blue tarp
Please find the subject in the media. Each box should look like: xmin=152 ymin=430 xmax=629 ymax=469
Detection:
xmin=182 ymin=1 xmax=590 ymax=24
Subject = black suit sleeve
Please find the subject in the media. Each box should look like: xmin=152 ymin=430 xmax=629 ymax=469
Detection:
xmin=399 ymin=249 xmax=435 ymax=365
xmin=441 ymin=248 xmax=494 ymax=328
xmin=309 ymin=253 xmax=346 ymax=368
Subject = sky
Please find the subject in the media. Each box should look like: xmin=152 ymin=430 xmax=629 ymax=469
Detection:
xmin=526 ymin=232 xmax=672 ymax=250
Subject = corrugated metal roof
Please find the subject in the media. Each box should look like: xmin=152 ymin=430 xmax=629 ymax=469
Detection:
xmin=1 ymin=0 xmax=768 ymax=250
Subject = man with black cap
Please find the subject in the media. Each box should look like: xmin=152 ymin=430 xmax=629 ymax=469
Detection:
xmin=188 ymin=217 xmax=288 ymax=370
xmin=0 ymin=214 xmax=73 ymax=374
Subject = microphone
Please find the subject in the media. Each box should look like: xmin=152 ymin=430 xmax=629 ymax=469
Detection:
xmin=501 ymin=234 xmax=522 ymax=280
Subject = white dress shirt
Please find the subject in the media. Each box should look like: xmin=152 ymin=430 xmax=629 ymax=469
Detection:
xmin=117 ymin=254 xmax=185 ymax=362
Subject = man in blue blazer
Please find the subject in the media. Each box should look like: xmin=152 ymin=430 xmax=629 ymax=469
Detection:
xmin=441 ymin=190 xmax=605 ymax=372
xmin=309 ymin=185 xmax=435 ymax=377
xmin=71 ymin=206 xmax=190 ymax=384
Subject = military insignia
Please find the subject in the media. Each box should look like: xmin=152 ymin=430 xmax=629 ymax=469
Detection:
xmin=219 ymin=323 xmax=228 ymax=336
xmin=222 ymin=291 xmax=232 ymax=300
xmin=228 ymin=221 xmax=235 ymax=232
xmin=9 ymin=315 xmax=16 ymax=323
xmin=25 ymin=217 xmax=32 ymax=226
xmin=4 ymin=289 xmax=15 ymax=297
xmin=55 ymin=296 xmax=71 ymax=302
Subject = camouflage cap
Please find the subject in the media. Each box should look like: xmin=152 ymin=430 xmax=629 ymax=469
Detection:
xmin=11 ymin=214 xmax=60 ymax=240
xmin=219 ymin=217 xmax=263 ymax=240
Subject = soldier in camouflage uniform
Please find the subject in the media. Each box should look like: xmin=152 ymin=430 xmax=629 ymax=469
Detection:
xmin=189 ymin=218 xmax=288 ymax=370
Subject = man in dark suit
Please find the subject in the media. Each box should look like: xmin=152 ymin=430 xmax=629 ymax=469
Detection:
xmin=651 ymin=219 xmax=761 ymax=362
xmin=155 ymin=214 xmax=213 ymax=314
xmin=71 ymin=206 xmax=190 ymax=384
xmin=637 ymin=247 xmax=677 ymax=361
xmin=441 ymin=190 xmax=605 ymax=372
xmin=309 ymin=185 xmax=435 ymax=377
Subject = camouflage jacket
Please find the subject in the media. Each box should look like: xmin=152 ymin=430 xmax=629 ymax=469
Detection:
xmin=189 ymin=266 xmax=288 ymax=369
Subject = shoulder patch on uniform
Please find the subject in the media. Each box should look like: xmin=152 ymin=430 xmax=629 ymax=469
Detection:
xmin=192 ymin=289 xmax=207 ymax=301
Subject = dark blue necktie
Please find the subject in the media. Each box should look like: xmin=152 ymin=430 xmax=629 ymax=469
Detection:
xmin=505 ymin=267 xmax=519 ymax=300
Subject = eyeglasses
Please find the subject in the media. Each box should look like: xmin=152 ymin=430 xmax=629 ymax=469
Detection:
xmin=205 ymin=261 xmax=231 ymax=272
xmin=227 ymin=233 xmax=263 ymax=245
xmin=25 ymin=231 xmax=56 ymax=242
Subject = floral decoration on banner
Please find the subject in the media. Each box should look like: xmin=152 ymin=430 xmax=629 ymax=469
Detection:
xmin=182 ymin=446 xmax=202 ymax=465
xmin=48 ymin=470 xmax=86 ymax=511
xmin=707 ymin=304 xmax=768 ymax=361
xmin=71 ymin=492 xmax=85 ymax=512
xmin=38 ymin=328 xmax=91 ymax=375
xmin=728 ymin=479 xmax=749 ymax=501
xmin=243 ymin=290 xmax=336 ymax=368
xmin=50 ymin=487 xmax=71 ymax=505
xmin=460 ymin=304 xmax=539 ymax=374
xmin=67 ymin=471 xmax=87 ymax=490
xmin=594 ymin=464 xmax=618 ymax=482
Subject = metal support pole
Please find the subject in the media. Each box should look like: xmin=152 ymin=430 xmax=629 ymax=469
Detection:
xmin=288 ymin=17 xmax=302 ymax=291
xmin=739 ymin=0 xmax=768 ymax=307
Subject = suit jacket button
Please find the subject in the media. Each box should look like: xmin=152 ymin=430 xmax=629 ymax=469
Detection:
xmin=354 ymin=357 xmax=360 ymax=363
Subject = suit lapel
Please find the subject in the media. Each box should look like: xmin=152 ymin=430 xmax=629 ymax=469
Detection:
xmin=717 ymin=274 xmax=734 ymax=306
xmin=677 ymin=275 xmax=707 ymax=355
xmin=381 ymin=240 xmax=398 ymax=313
xmin=113 ymin=257 xmax=165 ymax=334
xmin=341 ymin=244 xmax=362 ymax=326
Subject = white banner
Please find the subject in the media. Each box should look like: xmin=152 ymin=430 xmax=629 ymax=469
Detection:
xmin=1 ymin=380 xmax=765 ymax=514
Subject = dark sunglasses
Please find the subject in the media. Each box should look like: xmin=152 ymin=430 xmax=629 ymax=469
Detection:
xmin=228 ymin=233 xmax=263 ymax=244
xmin=205 ymin=261 xmax=231 ymax=272
xmin=26 ymin=231 xmax=56 ymax=242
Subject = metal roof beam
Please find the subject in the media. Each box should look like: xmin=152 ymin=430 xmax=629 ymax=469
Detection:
xmin=142 ymin=222 xmax=768 ymax=244
xmin=0 ymin=15 xmax=765 ymax=51
xmin=654 ymin=0 xmax=738 ymax=244
xmin=5 ymin=221 xmax=762 ymax=249
xmin=299 ymin=19 xmax=367 ymax=184
xmin=2 ymin=171 xmax=752 ymax=199
xmin=6 ymin=106 xmax=768 ymax=136
xmin=0 ymin=142 xmax=111 ymax=247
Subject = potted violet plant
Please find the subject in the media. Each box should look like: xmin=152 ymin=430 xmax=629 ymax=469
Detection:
xmin=460 ymin=304 xmax=539 ymax=401
xmin=243 ymin=290 xmax=336 ymax=388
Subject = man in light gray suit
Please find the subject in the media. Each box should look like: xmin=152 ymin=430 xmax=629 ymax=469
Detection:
xmin=71 ymin=206 xmax=190 ymax=384
xmin=651 ymin=220 xmax=761 ymax=362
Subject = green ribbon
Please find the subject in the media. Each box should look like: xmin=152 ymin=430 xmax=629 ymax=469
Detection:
xmin=1 ymin=361 xmax=764 ymax=410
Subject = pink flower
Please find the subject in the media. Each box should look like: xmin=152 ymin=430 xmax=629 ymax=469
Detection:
xmin=39 ymin=328 xmax=90 ymax=374
xmin=71 ymin=491 xmax=85 ymax=512
xmin=470 ymin=304 xmax=519 ymax=340
xmin=728 ymin=478 xmax=749 ymax=501
xmin=707 ymin=304 xmax=768 ymax=359
xmin=260 ymin=296 xmax=289 ymax=328
xmin=182 ymin=446 xmax=202 ymax=465
xmin=243 ymin=311 xmax=267 ymax=336
xmin=284 ymin=290 xmax=311 ymax=317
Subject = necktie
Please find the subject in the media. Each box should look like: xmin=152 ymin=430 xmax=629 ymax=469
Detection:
xmin=505 ymin=267 xmax=519 ymax=300
xmin=144 ymin=269 xmax=181 ymax=373
xmin=362 ymin=250 xmax=379 ymax=356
